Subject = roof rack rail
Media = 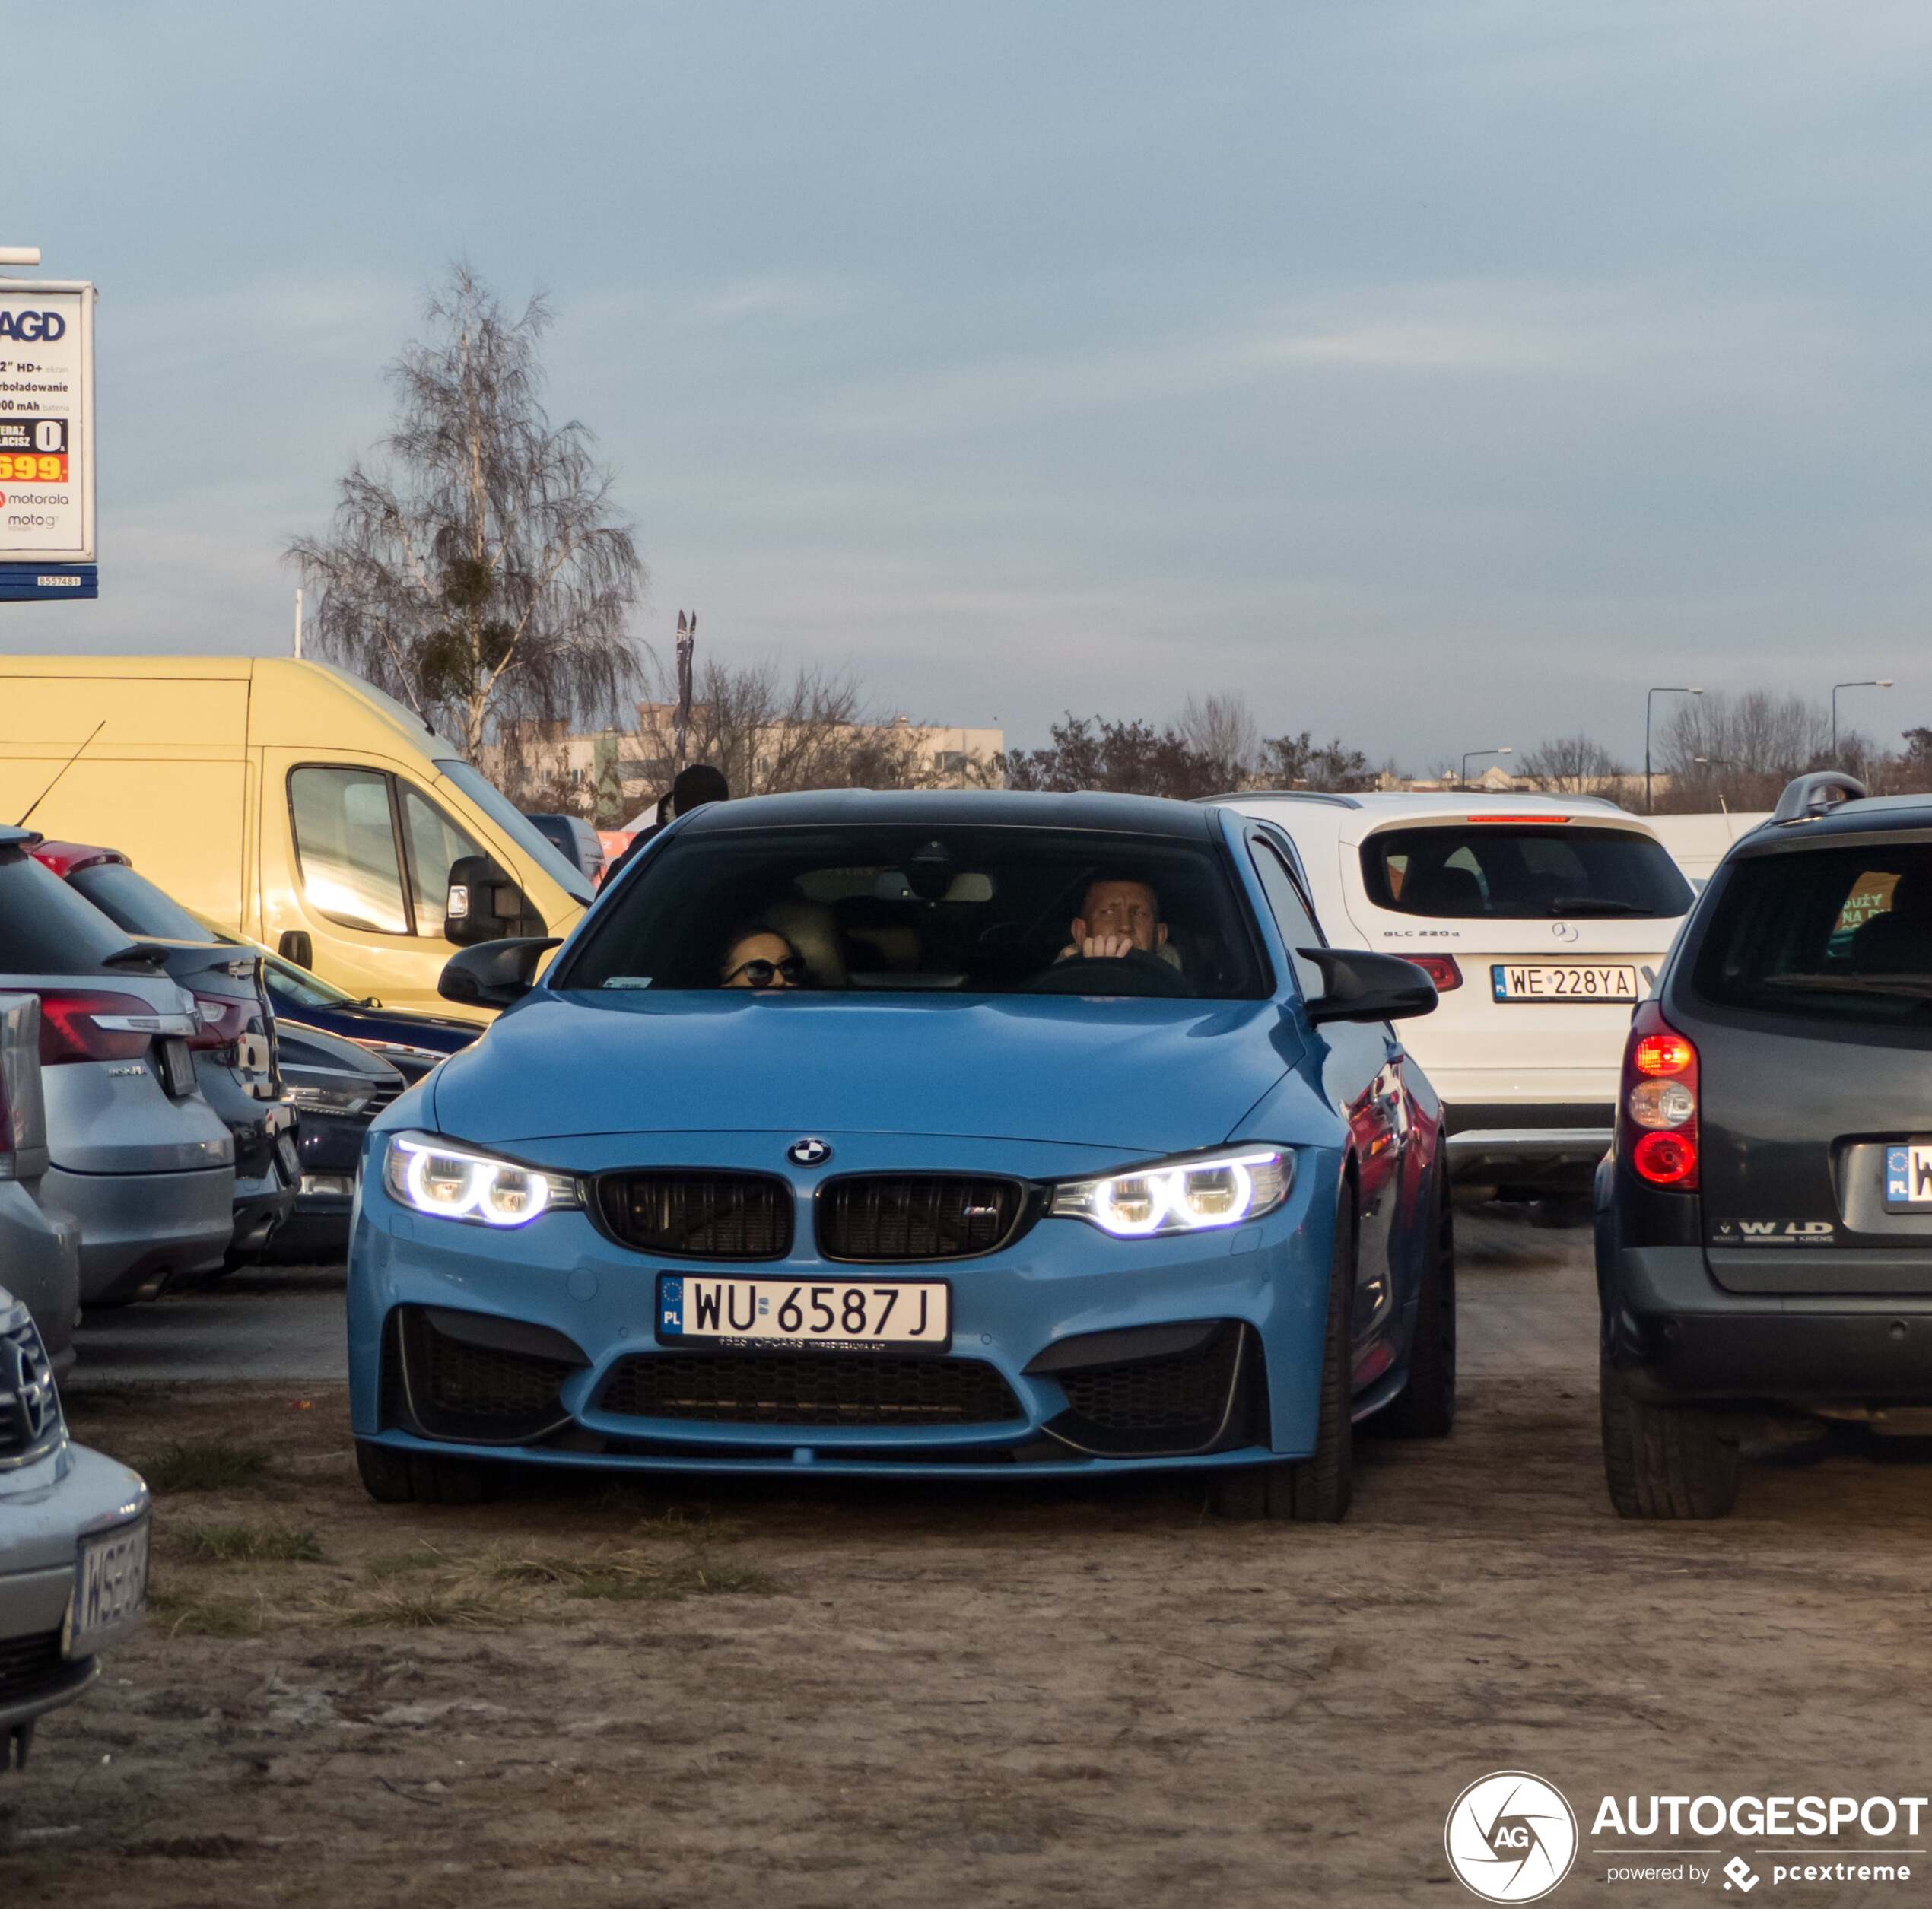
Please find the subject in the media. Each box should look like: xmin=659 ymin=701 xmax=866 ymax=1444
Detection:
xmin=1771 ymin=771 xmax=1867 ymax=824
xmin=1193 ymin=789 xmax=1365 ymax=809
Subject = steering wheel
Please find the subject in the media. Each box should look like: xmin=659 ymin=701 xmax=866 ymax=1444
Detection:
xmin=1019 ymin=951 xmax=1193 ymax=998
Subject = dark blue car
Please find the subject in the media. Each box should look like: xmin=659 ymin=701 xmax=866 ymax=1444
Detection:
xmin=348 ymin=791 xmax=1454 ymax=1520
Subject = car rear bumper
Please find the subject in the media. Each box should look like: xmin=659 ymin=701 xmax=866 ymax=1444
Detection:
xmin=1603 ymin=1242 xmax=1932 ymax=1406
xmin=0 ymin=1182 xmax=80 ymax=1370
xmin=46 ymin=1164 xmax=235 ymax=1302
xmin=1443 ymin=1101 xmax=1613 ymax=1183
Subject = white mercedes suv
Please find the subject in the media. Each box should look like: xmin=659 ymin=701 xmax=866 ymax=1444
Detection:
xmin=1209 ymin=792 xmax=1694 ymax=1192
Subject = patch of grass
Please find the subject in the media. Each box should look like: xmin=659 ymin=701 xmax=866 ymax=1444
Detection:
xmin=363 ymin=1546 xmax=451 ymax=1580
xmin=176 ymin=1522 xmax=323 ymax=1564
xmin=148 ymin=1587 xmax=265 ymax=1638
xmin=494 ymin=1548 xmax=779 ymax=1604
xmin=331 ymin=1580 xmax=524 ymax=1630
xmin=141 ymin=1440 xmax=275 ymax=1494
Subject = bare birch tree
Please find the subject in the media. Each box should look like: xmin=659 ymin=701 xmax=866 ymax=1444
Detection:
xmin=287 ymin=265 xmax=644 ymax=762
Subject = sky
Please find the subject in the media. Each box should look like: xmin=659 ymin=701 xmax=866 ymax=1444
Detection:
xmin=6 ymin=0 xmax=1931 ymax=768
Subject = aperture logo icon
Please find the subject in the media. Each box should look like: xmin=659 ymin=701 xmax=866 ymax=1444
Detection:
xmin=1445 ymin=1771 xmax=1579 ymax=1901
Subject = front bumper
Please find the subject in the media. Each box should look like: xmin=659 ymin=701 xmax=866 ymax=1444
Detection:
xmin=1603 ymin=1242 xmax=1932 ymax=1408
xmin=47 ymin=1164 xmax=234 ymax=1303
xmin=348 ymin=1139 xmax=1340 ymax=1481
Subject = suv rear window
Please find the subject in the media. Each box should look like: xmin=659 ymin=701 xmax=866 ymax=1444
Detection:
xmin=1693 ymin=841 xmax=1932 ymax=1026
xmin=0 ymin=853 xmax=139 ymax=973
xmin=1359 ymin=825 xmax=1692 ymax=920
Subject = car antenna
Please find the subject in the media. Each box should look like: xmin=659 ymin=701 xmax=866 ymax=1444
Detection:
xmin=16 ymin=719 xmax=106 ymax=827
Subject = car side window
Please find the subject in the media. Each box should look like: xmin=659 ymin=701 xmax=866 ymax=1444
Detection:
xmin=288 ymin=767 xmax=410 ymax=935
xmin=400 ymin=786 xmax=486 ymax=940
xmin=1247 ymin=839 xmax=1327 ymax=998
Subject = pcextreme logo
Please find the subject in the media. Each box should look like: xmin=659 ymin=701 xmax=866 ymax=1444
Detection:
xmin=1445 ymin=1771 xmax=1579 ymax=1901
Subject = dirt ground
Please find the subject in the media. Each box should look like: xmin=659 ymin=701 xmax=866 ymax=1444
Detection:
xmin=6 ymin=1338 xmax=1932 ymax=1908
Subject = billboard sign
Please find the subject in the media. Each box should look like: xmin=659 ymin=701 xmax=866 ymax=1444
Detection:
xmin=0 ymin=280 xmax=96 ymax=600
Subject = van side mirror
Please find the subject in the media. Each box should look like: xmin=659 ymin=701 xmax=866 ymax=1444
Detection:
xmin=445 ymin=853 xmax=541 ymax=945
xmin=1298 ymin=947 xmax=1438 ymax=1025
xmin=278 ymin=929 xmax=314 ymax=970
xmin=439 ymin=938 xmax=561 ymax=1011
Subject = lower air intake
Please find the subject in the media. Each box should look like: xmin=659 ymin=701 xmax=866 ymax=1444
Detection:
xmin=599 ymin=1352 xmax=1023 ymax=1427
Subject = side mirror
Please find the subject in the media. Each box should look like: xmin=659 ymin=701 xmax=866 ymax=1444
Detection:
xmin=278 ymin=929 xmax=314 ymax=969
xmin=445 ymin=853 xmax=539 ymax=945
xmin=1297 ymin=947 xmax=1438 ymax=1025
xmin=439 ymin=939 xmax=562 ymax=1012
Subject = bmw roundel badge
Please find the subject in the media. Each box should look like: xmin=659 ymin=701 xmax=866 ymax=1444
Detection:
xmin=787 ymin=1136 xmax=832 ymax=1167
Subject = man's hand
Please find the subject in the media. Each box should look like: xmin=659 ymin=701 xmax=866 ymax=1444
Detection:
xmin=1057 ymin=932 xmax=1137 ymax=962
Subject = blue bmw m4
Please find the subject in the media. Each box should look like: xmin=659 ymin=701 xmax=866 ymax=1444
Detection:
xmin=347 ymin=790 xmax=1455 ymax=1521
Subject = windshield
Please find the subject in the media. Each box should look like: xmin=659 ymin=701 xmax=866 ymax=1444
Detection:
xmin=1360 ymin=824 xmax=1692 ymax=920
xmin=1693 ymin=842 xmax=1932 ymax=1027
xmin=434 ymin=759 xmax=594 ymax=904
xmin=560 ymin=824 xmax=1269 ymax=999
xmin=68 ymin=862 xmax=211 ymax=942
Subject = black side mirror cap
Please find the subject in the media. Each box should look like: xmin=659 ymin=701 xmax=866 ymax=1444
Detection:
xmin=1298 ymin=946 xmax=1438 ymax=1025
xmin=439 ymin=938 xmax=562 ymax=1011
xmin=278 ymin=929 xmax=314 ymax=970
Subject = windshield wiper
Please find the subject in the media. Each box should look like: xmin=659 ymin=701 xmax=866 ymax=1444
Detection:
xmin=1548 ymin=897 xmax=1651 ymax=916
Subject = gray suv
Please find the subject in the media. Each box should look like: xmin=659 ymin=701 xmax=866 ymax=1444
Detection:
xmin=0 ymin=1288 xmax=149 ymax=1771
xmin=0 ymin=993 xmax=81 ymax=1370
xmin=0 ymin=827 xmax=234 ymax=1304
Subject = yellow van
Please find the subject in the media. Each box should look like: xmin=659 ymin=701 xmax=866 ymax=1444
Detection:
xmin=0 ymin=656 xmax=591 ymax=1020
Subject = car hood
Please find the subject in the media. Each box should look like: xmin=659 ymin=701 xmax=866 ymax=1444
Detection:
xmin=430 ymin=990 xmax=1295 ymax=1154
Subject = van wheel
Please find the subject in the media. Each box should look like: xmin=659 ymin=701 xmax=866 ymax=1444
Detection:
xmin=1210 ymin=1199 xmax=1355 ymax=1523
xmin=1379 ymin=1166 xmax=1456 ymax=1438
xmin=355 ymin=1440 xmax=500 ymax=1506
xmin=1599 ymin=1354 xmax=1739 ymax=1518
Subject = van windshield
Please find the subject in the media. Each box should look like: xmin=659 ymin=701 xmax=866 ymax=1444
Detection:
xmin=1360 ymin=825 xmax=1692 ymax=920
xmin=1693 ymin=843 xmax=1932 ymax=1027
xmin=434 ymin=761 xmax=593 ymax=904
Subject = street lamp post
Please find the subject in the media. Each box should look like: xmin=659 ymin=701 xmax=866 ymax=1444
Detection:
xmin=1645 ymin=685 xmax=1703 ymax=815
xmin=1460 ymin=746 xmax=1511 ymax=792
xmin=1831 ymin=679 xmax=1893 ymax=757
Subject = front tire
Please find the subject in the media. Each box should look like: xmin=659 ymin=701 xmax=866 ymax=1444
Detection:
xmin=1210 ymin=1199 xmax=1355 ymax=1522
xmin=1599 ymin=1353 xmax=1740 ymax=1518
xmin=356 ymin=1439 xmax=501 ymax=1506
xmin=1380 ymin=1165 xmax=1456 ymax=1438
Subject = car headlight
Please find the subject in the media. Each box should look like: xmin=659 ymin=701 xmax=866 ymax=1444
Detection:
xmin=381 ymin=1130 xmax=582 ymax=1228
xmin=1049 ymin=1147 xmax=1292 ymax=1237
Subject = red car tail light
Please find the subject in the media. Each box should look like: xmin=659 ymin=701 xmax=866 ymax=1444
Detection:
xmin=189 ymin=993 xmax=251 ymax=1053
xmin=1620 ymin=1001 xmax=1699 ymax=1190
xmin=1404 ymin=954 xmax=1463 ymax=992
xmin=36 ymin=989 xmax=163 ymax=1066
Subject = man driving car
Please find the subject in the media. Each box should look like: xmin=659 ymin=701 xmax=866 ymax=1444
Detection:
xmin=1057 ymin=877 xmax=1169 ymax=964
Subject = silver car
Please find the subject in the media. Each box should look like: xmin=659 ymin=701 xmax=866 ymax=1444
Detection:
xmin=0 ymin=827 xmax=234 ymax=1304
xmin=0 ymin=993 xmax=82 ymax=1371
xmin=1 ymin=1288 xmax=149 ymax=1771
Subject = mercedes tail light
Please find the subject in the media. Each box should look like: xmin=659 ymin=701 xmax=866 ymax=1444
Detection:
xmin=1403 ymin=954 xmax=1463 ymax=992
xmin=1620 ymin=1000 xmax=1699 ymax=1189
xmin=36 ymin=989 xmax=166 ymax=1066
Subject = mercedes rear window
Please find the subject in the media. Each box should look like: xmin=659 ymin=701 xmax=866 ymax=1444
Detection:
xmin=1693 ymin=841 xmax=1932 ymax=1026
xmin=0 ymin=854 xmax=141 ymax=974
xmin=1360 ymin=824 xmax=1692 ymax=920
xmin=67 ymin=862 xmax=211 ymax=942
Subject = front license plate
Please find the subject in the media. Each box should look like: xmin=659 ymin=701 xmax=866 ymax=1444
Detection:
xmin=657 ymin=1274 xmax=952 ymax=1351
xmin=1885 ymin=1142 xmax=1932 ymax=1211
xmin=1491 ymin=964 xmax=1641 ymax=1003
xmin=68 ymin=1517 xmax=149 ymax=1658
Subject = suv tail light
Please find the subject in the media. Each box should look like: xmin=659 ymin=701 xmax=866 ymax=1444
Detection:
xmin=1403 ymin=954 xmax=1463 ymax=992
xmin=189 ymin=992 xmax=250 ymax=1053
xmin=1620 ymin=1001 xmax=1699 ymax=1189
xmin=37 ymin=989 xmax=167 ymax=1066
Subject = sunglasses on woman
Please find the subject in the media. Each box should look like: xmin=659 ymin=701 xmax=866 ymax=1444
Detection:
xmin=723 ymin=954 xmax=807 ymax=988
